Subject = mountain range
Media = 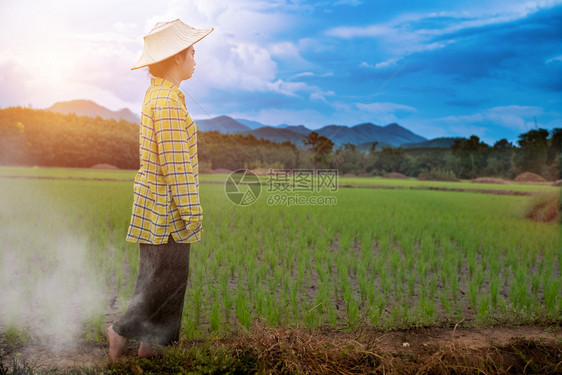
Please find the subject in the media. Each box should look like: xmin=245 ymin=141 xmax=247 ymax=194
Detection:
xmin=44 ymin=100 xmax=457 ymax=150
xmin=195 ymin=116 xmax=429 ymax=149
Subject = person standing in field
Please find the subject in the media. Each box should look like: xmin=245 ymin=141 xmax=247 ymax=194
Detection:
xmin=107 ymin=19 xmax=213 ymax=362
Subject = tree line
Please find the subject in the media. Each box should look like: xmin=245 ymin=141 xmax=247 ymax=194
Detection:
xmin=0 ymin=107 xmax=560 ymax=181
xmin=320 ymin=129 xmax=560 ymax=181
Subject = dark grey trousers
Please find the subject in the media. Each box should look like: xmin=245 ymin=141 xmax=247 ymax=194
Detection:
xmin=113 ymin=235 xmax=190 ymax=345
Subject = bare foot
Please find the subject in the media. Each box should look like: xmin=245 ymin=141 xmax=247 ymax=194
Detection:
xmin=107 ymin=325 xmax=127 ymax=362
xmin=138 ymin=342 xmax=162 ymax=358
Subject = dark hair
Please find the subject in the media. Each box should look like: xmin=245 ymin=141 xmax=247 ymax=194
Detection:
xmin=147 ymin=47 xmax=190 ymax=78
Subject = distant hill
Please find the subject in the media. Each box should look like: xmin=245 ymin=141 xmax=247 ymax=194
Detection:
xmin=314 ymin=122 xmax=427 ymax=148
xmin=401 ymin=137 xmax=461 ymax=149
xmin=196 ymin=115 xmax=251 ymax=133
xmin=195 ymin=116 xmax=427 ymax=149
xmin=235 ymin=118 xmax=269 ymax=130
xmin=46 ymin=100 xmax=139 ymax=123
xmin=240 ymin=126 xmax=309 ymax=144
xmin=278 ymin=125 xmax=311 ymax=135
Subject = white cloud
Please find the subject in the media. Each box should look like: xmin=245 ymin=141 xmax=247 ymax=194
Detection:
xmin=136 ymin=0 xmax=322 ymax=100
xmin=546 ymin=55 xmax=562 ymax=64
xmin=291 ymin=71 xmax=333 ymax=79
xmin=269 ymin=41 xmax=314 ymax=70
xmin=437 ymin=105 xmax=545 ymax=132
xmin=326 ymin=24 xmax=390 ymax=39
xmin=341 ymin=102 xmax=417 ymax=125
xmin=361 ymin=58 xmax=400 ymax=69
xmin=362 ymin=102 xmax=416 ymax=114
xmin=325 ymin=1 xmax=560 ymax=61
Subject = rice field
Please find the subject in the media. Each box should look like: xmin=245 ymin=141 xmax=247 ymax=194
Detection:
xmin=0 ymin=166 xmax=560 ymax=344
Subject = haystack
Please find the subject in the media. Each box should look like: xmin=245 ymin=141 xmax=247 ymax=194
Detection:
xmin=514 ymin=172 xmax=548 ymax=183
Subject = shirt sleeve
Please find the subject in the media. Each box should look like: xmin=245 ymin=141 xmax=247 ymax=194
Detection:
xmin=153 ymin=96 xmax=202 ymax=226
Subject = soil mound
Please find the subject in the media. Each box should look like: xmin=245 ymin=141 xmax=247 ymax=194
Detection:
xmin=357 ymin=173 xmax=373 ymax=177
xmin=383 ymin=172 xmax=408 ymax=179
xmin=471 ymin=177 xmax=510 ymax=184
xmin=90 ymin=163 xmax=119 ymax=170
xmin=342 ymin=173 xmax=357 ymax=177
xmin=515 ymin=172 xmax=548 ymax=183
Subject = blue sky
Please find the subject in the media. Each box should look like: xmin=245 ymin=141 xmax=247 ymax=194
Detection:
xmin=0 ymin=0 xmax=560 ymax=145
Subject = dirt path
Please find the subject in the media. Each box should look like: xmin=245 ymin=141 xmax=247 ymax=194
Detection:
xmin=1 ymin=325 xmax=560 ymax=372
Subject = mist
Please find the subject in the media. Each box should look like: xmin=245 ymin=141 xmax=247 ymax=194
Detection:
xmin=0 ymin=178 xmax=107 ymax=351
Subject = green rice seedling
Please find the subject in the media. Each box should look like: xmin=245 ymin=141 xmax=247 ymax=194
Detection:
xmin=184 ymin=314 xmax=197 ymax=340
xmin=543 ymin=276 xmax=558 ymax=314
xmin=438 ymin=289 xmax=452 ymax=317
xmin=289 ymin=279 xmax=299 ymax=318
xmin=374 ymin=290 xmax=391 ymax=325
xmin=418 ymin=259 xmax=430 ymax=280
xmin=489 ymin=275 xmax=500 ymax=308
xmin=346 ymin=295 xmax=360 ymax=328
xmin=474 ymin=265 xmax=485 ymax=290
xmin=192 ymin=282 xmax=203 ymax=324
xmin=327 ymin=303 xmax=337 ymax=326
xmin=4 ymin=325 xmax=31 ymax=346
xmin=531 ymin=272 xmax=541 ymax=299
xmin=235 ymin=288 xmax=251 ymax=330
xmin=265 ymin=296 xmax=281 ymax=326
xmin=378 ymin=236 xmax=390 ymax=259
xmin=468 ymin=277 xmax=479 ymax=312
xmin=209 ymin=300 xmax=221 ymax=334
xmin=389 ymin=248 xmax=401 ymax=279
xmin=477 ymin=295 xmax=490 ymax=321
xmin=296 ymin=260 xmax=306 ymax=288
xmin=357 ymin=268 xmax=369 ymax=302
xmin=418 ymin=295 xmax=435 ymax=322
xmin=397 ymin=265 xmax=407 ymax=294
xmin=429 ymin=274 xmax=438 ymax=298
xmin=510 ymin=264 xmax=529 ymax=309
xmin=467 ymin=248 xmax=477 ymax=278
xmin=407 ymin=271 xmax=416 ymax=297
xmin=83 ymin=313 xmax=106 ymax=343
xmin=489 ymin=251 xmax=501 ymax=278
xmin=380 ymin=266 xmax=391 ymax=296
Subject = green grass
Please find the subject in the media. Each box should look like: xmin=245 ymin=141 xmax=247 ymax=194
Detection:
xmin=0 ymin=165 xmax=557 ymax=193
xmin=0 ymin=166 xmax=559 ymax=347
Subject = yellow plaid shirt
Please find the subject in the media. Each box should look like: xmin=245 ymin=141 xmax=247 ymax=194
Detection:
xmin=126 ymin=77 xmax=203 ymax=244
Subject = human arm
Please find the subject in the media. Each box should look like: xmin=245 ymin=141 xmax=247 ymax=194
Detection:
xmin=153 ymin=96 xmax=202 ymax=226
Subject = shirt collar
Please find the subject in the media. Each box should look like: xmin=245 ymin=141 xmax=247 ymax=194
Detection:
xmin=151 ymin=77 xmax=185 ymax=102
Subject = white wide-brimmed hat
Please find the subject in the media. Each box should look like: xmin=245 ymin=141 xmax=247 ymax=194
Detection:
xmin=131 ymin=19 xmax=213 ymax=70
